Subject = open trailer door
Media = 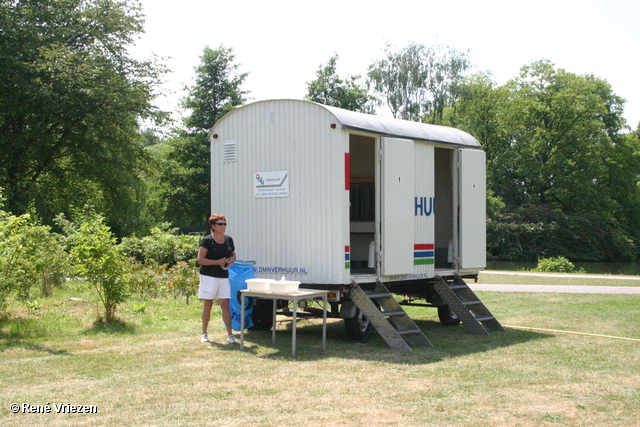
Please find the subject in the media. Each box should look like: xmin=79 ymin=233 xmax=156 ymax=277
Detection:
xmin=380 ymin=137 xmax=415 ymax=275
xmin=458 ymin=148 xmax=486 ymax=269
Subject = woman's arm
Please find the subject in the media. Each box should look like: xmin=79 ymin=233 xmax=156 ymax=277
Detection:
xmin=197 ymin=246 xmax=227 ymax=266
xmin=227 ymin=251 xmax=237 ymax=267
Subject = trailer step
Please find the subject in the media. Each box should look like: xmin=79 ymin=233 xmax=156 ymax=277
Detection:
xmin=350 ymin=280 xmax=433 ymax=351
xmin=381 ymin=309 xmax=406 ymax=317
xmin=396 ymin=328 xmax=422 ymax=336
xmin=366 ymin=292 xmax=394 ymax=300
xmin=434 ymin=274 xmax=505 ymax=336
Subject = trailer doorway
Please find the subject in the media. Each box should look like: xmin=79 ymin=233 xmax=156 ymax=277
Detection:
xmin=349 ymin=134 xmax=377 ymax=274
xmin=434 ymin=147 xmax=455 ymax=269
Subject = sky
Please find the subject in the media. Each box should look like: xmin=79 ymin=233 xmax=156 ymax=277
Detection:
xmin=129 ymin=0 xmax=640 ymax=128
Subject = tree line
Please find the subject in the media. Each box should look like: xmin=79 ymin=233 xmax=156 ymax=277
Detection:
xmin=2 ymin=0 xmax=639 ymax=263
xmin=308 ymin=50 xmax=640 ymax=261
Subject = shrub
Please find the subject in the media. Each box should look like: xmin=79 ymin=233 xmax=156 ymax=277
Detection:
xmin=0 ymin=211 xmax=71 ymax=313
xmin=59 ymin=211 xmax=128 ymax=323
xmin=536 ymin=256 xmax=575 ymax=273
xmin=119 ymin=226 xmax=200 ymax=267
xmin=166 ymin=261 xmax=198 ymax=304
xmin=127 ymin=260 xmax=198 ymax=303
xmin=128 ymin=261 xmax=168 ymax=298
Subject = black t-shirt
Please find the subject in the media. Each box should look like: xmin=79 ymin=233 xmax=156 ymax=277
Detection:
xmin=199 ymin=234 xmax=235 ymax=278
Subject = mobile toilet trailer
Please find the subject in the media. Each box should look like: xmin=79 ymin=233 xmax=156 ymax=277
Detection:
xmin=209 ymin=99 xmax=504 ymax=350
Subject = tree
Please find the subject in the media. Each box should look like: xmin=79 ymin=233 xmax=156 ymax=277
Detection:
xmin=151 ymin=46 xmax=249 ymax=230
xmin=442 ymin=72 xmax=509 ymax=172
xmin=497 ymin=60 xmax=627 ymax=214
xmin=450 ymin=60 xmax=640 ymax=261
xmin=0 ymin=0 xmax=165 ymax=235
xmin=305 ymin=54 xmax=374 ymax=113
xmin=604 ymin=129 xmax=640 ymax=236
xmin=148 ymin=133 xmax=213 ymax=231
xmin=181 ymin=45 xmax=249 ymax=133
xmin=367 ymin=42 xmax=471 ymax=123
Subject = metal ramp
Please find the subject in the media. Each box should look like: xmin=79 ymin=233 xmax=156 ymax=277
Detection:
xmin=350 ymin=280 xmax=433 ymax=351
xmin=434 ymin=274 xmax=505 ymax=335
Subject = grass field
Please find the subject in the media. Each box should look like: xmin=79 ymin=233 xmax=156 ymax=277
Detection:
xmin=1 ymin=273 xmax=639 ymax=426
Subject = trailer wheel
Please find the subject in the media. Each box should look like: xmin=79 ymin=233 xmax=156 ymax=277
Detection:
xmin=249 ymin=299 xmax=273 ymax=331
xmin=344 ymin=307 xmax=375 ymax=341
xmin=438 ymin=305 xmax=461 ymax=326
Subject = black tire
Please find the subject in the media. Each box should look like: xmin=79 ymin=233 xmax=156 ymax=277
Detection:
xmin=438 ymin=304 xmax=461 ymax=326
xmin=344 ymin=307 xmax=375 ymax=341
xmin=249 ymin=299 xmax=273 ymax=331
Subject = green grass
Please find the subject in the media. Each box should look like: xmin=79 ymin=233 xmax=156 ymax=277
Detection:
xmin=1 ymin=277 xmax=639 ymax=426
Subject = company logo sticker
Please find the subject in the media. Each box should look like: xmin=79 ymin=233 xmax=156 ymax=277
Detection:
xmin=254 ymin=170 xmax=289 ymax=198
xmin=414 ymin=243 xmax=434 ymax=265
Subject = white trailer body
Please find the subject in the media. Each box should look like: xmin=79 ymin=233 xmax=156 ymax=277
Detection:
xmin=209 ymin=99 xmax=485 ymax=289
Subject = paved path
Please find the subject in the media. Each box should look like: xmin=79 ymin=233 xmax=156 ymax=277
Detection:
xmin=469 ymin=284 xmax=640 ymax=294
xmin=471 ymin=270 xmax=640 ymax=294
xmin=481 ymin=270 xmax=640 ymax=281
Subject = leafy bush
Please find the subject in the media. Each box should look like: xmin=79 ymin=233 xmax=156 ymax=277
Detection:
xmin=0 ymin=211 xmax=71 ymax=313
xmin=535 ymin=256 xmax=575 ymax=273
xmin=128 ymin=262 xmax=168 ymax=298
xmin=127 ymin=260 xmax=198 ymax=303
xmin=59 ymin=210 xmax=129 ymax=323
xmin=166 ymin=261 xmax=198 ymax=304
xmin=119 ymin=226 xmax=201 ymax=267
xmin=119 ymin=228 xmax=200 ymax=302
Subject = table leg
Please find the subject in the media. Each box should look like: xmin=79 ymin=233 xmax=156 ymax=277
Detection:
xmin=240 ymin=293 xmax=245 ymax=351
xmin=322 ymin=295 xmax=327 ymax=350
xmin=292 ymin=297 xmax=297 ymax=357
xmin=271 ymin=299 xmax=277 ymax=344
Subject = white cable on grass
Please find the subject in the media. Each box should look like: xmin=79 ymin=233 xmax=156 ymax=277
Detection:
xmin=503 ymin=325 xmax=640 ymax=342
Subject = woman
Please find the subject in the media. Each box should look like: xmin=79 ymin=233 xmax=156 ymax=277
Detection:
xmin=197 ymin=214 xmax=237 ymax=344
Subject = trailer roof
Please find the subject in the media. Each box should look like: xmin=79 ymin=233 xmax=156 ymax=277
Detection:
xmin=210 ymin=100 xmax=482 ymax=148
xmin=321 ymin=103 xmax=481 ymax=148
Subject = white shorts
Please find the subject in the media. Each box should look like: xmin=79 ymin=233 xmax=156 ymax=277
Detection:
xmin=198 ymin=275 xmax=231 ymax=300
